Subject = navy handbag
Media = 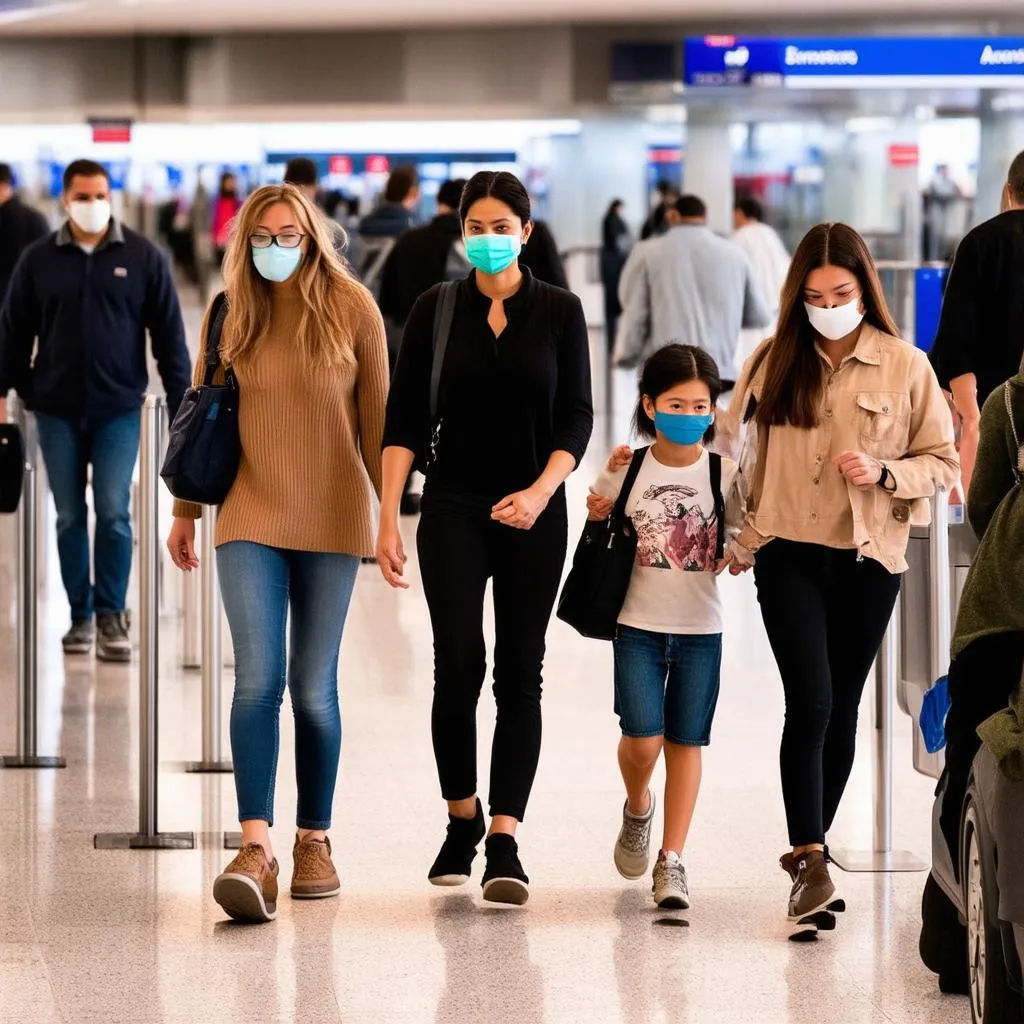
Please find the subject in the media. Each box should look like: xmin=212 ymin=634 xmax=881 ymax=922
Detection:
xmin=160 ymin=292 xmax=240 ymax=506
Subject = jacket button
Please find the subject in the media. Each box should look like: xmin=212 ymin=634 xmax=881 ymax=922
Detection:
xmin=810 ymin=512 xmax=818 ymax=520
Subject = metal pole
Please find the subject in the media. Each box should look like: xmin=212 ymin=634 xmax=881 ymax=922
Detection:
xmin=929 ymin=486 xmax=952 ymax=690
xmin=3 ymin=397 xmax=65 ymax=770
xmin=95 ymin=395 xmax=193 ymax=850
xmin=187 ymin=506 xmax=232 ymax=773
xmin=829 ymin=590 xmax=924 ymax=873
xmin=180 ymin=563 xmax=201 ymax=669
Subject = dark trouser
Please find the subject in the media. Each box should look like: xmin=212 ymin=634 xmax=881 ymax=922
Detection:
xmin=35 ymin=410 xmax=141 ymax=621
xmin=754 ymin=540 xmax=901 ymax=847
xmin=939 ymin=630 xmax=1024 ymax=868
xmin=416 ymin=486 xmax=568 ymax=821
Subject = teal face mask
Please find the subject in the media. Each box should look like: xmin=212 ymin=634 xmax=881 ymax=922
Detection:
xmin=464 ymin=234 xmax=522 ymax=275
xmin=252 ymin=243 xmax=302 ymax=282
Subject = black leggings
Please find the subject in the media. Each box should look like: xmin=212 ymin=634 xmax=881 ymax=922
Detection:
xmin=754 ymin=540 xmax=902 ymax=847
xmin=417 ymin=486 xmax=568 ymax=821
xmin=940 ymin=630 xmax=1024 ymax=868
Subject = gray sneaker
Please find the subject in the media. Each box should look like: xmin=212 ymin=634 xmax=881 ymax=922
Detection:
xmin=614 ymin=790 xmax=656 ymax=880
xmin=96 ymin=613 xmax=131 ymax=663
xmin=62 ymin=619 xmax=94 ymax=655
xmin=652 ymin=851 xmax=690 ymax=910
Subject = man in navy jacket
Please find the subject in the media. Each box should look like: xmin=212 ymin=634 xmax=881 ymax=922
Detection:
xmin=0 ymin=159 xmax=191 ymax=662
xmin=0 ymin=163 xmax=50 ymax=304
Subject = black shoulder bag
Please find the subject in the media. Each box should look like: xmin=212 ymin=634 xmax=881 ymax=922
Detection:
xmin=160 ymin=292 xmax=241 ymax=505
xmin=422 ymin=280 xmax=458 ymax=471
xmin=0 ymin=422 xmax=25 ymax=515
xmin=556 ymin=447 xmax=650 ymax=641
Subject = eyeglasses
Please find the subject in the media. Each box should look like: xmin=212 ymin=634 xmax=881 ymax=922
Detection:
xmin=249 ymin=231 xmax=305 ymax=249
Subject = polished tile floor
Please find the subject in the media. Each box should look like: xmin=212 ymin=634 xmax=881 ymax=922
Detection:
xmin=0 ymin=328 xmax=969 ymax=1024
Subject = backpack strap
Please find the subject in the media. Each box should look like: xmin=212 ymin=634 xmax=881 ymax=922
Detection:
xmin=430 ymin=281 xmax=458 ymax=423
xmin=202 ymin=291 xmax=230 ymax=387
xmin=709 ymin=451 xmax=726 ymax=561
xmin=1004 ymin=381 xmax=1024 ymax=484
xmin=610 ymin=446 xmax=650 ymax=527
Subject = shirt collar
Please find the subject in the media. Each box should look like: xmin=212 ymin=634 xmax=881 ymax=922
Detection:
xmin=814 ymin=323 xmax=882 ymax=368
xmin=465 ymin=264 xmax=536 ymax=313
xmin=57 ymin=218 xmax=125 ymax=251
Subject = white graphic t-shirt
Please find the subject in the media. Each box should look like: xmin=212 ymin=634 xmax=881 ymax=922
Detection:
xmin=594 ymin=447 xmax=743 ymax=635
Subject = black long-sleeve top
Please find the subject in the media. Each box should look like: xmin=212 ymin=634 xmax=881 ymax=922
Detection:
xmin=930 ymin=209 xmax=1024 ymax=408
xmin=383 ymin=267 xmax=593 ymax=500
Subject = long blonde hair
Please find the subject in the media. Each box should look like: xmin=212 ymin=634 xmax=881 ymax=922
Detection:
xmin=220 ymin=184 xmax=370 ymax=369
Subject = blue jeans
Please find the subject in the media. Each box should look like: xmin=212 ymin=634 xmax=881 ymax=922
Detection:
xmin=217 ymin=542 xmax=359 ymax=830
xmin=613 ymin=626 xmax=723 ymax=746
xmin=35 ymin=411 xmax=141 ymax=621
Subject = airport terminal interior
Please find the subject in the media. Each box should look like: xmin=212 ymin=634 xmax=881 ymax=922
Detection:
xmin=3 ymin=5 xmax=1024 ymax=1024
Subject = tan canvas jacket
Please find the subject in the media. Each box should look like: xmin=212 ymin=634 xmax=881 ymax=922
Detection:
xmin=716 ymin=325 xmax=960 ymax=573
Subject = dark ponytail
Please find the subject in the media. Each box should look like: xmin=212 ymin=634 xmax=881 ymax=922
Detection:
xmin=459 ymin=171 xmax=532 ymax=226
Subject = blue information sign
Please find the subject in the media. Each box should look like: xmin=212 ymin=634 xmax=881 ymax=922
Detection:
xmin=684 ymin=36 xmax=1024 ymax=88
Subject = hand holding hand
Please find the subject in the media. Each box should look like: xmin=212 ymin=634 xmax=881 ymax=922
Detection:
xmin=833 ymin=450 xmax=883 ymax=489
xmin=491 ymin=486 xmax=551 ymax=530
xmin=586 ymin=489 xmax=614 ymax=522
xmin=376 ymin=523 xmax=409 ymax=590
xmin=607 ymin=445 xmax=633 ymax=473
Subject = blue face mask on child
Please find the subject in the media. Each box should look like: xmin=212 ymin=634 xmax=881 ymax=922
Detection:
xmin=654 ymin=410 xmax=713 ymax=447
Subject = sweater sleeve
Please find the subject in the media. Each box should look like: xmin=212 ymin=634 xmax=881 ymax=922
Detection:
xmin=929 ymin=231 xmax=980 ymax=390
xmin=356 ymin=302 xmax=390 ymax=500
xmin=382 ymin=286 xmax=436 ymax=455
xmin=552 ymin=295 xmax=594 ymax=468
xmin=967 ymin=386 xmax=1018 ymax=539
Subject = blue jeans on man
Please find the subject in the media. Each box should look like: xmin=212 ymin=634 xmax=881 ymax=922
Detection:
xmin=35 ymin=410 xmax=140 ymax=626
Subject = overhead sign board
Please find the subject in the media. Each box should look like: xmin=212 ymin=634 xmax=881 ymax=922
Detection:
xmin=683 ymin=36 xmax=1024 ymax=88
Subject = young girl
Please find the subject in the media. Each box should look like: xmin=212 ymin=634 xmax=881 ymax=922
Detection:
xmin=587 ymin=344 xmax=745 ymax=910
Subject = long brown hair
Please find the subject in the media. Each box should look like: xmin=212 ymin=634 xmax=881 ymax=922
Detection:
xmin=220 ymin=184 xmax=370 ymax=370
xmin=755 ymin=222 xmax=899 ymax=428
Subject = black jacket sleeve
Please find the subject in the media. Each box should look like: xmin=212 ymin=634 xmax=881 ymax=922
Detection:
xmin=382 ymin=285 xmax=437 ymax=455
xmin=143 ymin=245 xmax=192 ymax=419
xmin=0 ymin=251 xmax=40 ymax=399
xmin=929 ymin=231 xmax=981 ymax=390
xmin=551 ymin=295 xmax=594 ymax=467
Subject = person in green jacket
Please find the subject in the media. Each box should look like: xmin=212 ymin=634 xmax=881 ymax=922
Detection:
xmin=939 ymin=367 xmax=1024 ymax=861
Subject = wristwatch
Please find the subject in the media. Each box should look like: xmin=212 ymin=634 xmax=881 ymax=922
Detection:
xmin=878 ymin=464 xmax=897 ymax=493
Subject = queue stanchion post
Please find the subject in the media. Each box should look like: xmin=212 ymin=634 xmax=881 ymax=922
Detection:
xmin=2 ymin=397 xmax=65 ymax=770
xmin=95 ymin=396 xmax=194 ymax=850
xmin=187 ymin=506 xmax=232 ymax=774
xmin=829 ymin=590 xmax=924 ymax=873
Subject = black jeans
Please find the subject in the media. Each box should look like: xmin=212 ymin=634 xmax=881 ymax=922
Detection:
xmin=939 ymin=630 xmax=1024 ymax=868
xmin=417 ymin=486 xmax=568 ymax=821
xmin=754 ymin=540 xmax=902 ymax=847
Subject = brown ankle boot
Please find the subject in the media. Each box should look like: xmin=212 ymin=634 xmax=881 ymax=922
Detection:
xmin=291 ymin=834 xmax=341 ymax=899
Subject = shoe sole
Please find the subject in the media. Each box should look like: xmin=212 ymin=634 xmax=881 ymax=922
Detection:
xmin=482 ymin=878 xmax=530 ymax=906
xmin=429 ymin=873 xmax=470 ymax=887
xmin=787 ymin=897 xmax=846 ymax=942
xmin=97 ymin=648 xmax=131 ymax=663
xmin=614 ymin=850 xmax=650 ymax=881
xmin=63 ymin=643 xmax=93 ymax=655
xmin=656 ymin=894 xmax=690 ymax=911
xmin=213 ymin=873 xmax=277 ymax=923
xmin=290 ymin=885 xmax=341 ymax=900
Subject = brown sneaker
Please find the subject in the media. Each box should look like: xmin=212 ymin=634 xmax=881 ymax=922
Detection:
xmin=291 ymin=834 xmax=341 ymax=899
xmin=213 ymin=843 xmax=279 ymax=923
xmin=786 ymin=850 xmax=845 ymax=941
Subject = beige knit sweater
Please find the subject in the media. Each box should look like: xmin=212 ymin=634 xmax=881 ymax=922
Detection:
xmin=172 ymin=280 xmax=389 ymax=558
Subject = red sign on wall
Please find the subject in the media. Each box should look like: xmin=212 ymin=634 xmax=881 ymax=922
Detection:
xmin=89 ymin=118 xmax=132 ymax=144
xmin=888 ymin=143 xmax=920 ymax=168
xmin=328 ymin=155 xmax=352 ymax=175
xmin=365 ymin=155 xmax=390 ymax=175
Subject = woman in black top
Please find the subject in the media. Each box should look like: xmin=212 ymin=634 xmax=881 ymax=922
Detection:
xmin=378 ymin=171 xmax=593 ymax=905
xmin=601 ymin=198 xmax=632 ymax=351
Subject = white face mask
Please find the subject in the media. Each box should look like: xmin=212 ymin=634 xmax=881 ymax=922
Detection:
xmin=68 ymin=199 xmax=112 ymax=235
xmin=804 ymin=296 xmax=865 ymax=341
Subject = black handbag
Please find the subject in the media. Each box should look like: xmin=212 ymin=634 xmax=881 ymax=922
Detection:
xmin=0 ymin=423 xmax=25 ymax=515
xmin=556 ymin=446 xmax=650 ymax=641
xmin=160 ymin=292 xmax=240 ymax=505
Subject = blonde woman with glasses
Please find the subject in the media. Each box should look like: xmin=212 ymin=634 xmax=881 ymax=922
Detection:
xmin=166 ymin=184 xmax=389 ymax=923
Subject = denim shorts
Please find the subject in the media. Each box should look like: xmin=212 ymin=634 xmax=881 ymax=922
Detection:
xmin=613 ymin=626 xmax=723 ymax=746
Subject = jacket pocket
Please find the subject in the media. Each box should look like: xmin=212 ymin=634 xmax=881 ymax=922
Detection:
xmin=856 ymin=390 xmax=909 ymax=453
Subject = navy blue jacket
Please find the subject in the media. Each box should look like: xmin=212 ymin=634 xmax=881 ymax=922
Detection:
xmin=0 ymin=196 xmax=49 ymax=304
xmin=0 ymin=220 xmax=192 ymax=422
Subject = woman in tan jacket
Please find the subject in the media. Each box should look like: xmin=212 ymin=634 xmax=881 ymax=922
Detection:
xmin=166 ymin=185 xmax=389 ymax=924
xmin=721 ymin=223 xmax=958 ymax=940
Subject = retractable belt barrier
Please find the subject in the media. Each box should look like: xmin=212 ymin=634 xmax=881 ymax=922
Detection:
xmin=2 ymin=395 xmax=66 ymax=771
xmin=95 ymin=395 xmax=195 ymax=851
